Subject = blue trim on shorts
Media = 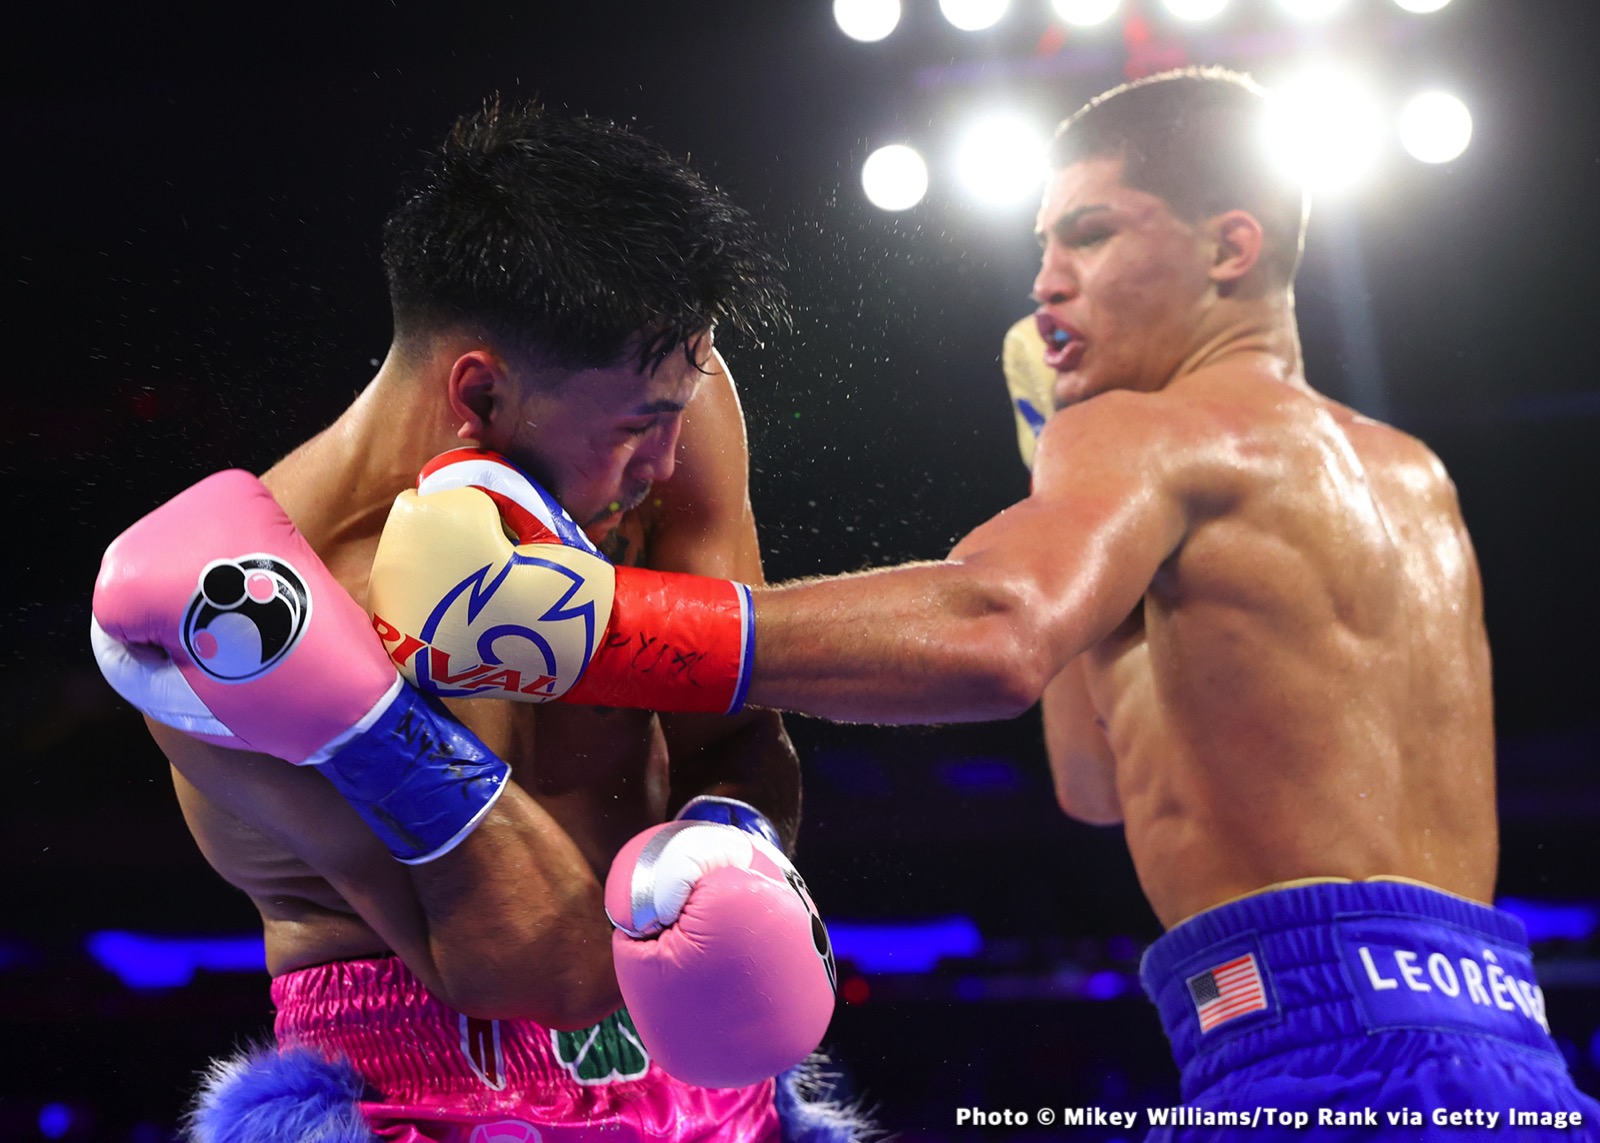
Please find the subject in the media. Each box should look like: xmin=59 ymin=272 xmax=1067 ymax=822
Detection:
xmin=1140 ymin=881 xmax=1564 ymax=1096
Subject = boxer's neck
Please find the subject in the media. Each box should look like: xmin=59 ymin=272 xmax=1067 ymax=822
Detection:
xmin=265 ymin=346 xmax=464 ymax=550
xmin=1167 ymin=289 xmax=1307 ymax=393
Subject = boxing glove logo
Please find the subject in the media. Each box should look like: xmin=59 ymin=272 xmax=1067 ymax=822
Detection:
xmin=181 ymin=556 xmax=313 ymax=683
xmin=786 ymin=867 xmax=839 ymax=994
xmin=372 ymin=551 xmax=609 ymax=701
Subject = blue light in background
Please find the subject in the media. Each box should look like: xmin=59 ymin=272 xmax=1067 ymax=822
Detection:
xmin=811 ymin=747 xmax=897 ymax=797
xmin=38 ymin=1103 xmax=72 ymax=1139
xmin=1497 ymin=898 xmax=1600 ymax=944
xmin=937 ymin=756 xmax=1022 ymax=794
xmin=86 ymin=931 xmax=266 ymax=990
xmin=828 ymin=916 xmax=983 ymax=973
xmin=0 ymin=936 xmax=36 ymax=972
xmin=1083 ymin=969 xmax=1130 ymax=1001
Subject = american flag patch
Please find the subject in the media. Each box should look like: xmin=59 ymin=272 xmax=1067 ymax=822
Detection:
xmin=1186 ymin=952 xmax=1268 ymax=1033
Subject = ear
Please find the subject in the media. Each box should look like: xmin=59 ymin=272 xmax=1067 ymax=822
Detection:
xmin=1207 ymin=209 xmax=1265 ymax=285
xmin=445 ymin=350 xmax=507 ymax=443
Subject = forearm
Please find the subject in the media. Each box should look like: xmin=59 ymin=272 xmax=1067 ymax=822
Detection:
xmin=745 ymin=561 xmax=1049 ymax=724
xmin=408 ymin=786 xmax=620 ymax=1027
xmin=155 ymin=719 xmax=615 ymax=1025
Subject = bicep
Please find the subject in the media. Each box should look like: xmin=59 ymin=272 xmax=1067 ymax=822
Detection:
xmin=948 ymin=398 xmax=1191 ymax=664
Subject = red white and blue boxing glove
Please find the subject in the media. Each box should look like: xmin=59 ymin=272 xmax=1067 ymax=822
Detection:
xmin=90 ymin=470 xmax=509 ymax=864
xmin=365 ymin=448 xmax=754 ymax=715
xmin=604 ymin=796 xmax=837 ymax=1088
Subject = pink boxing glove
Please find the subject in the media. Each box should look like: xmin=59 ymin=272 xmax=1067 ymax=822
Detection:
xmin=91 ymin=470 xmax=509 ymax=864
xmin=91 ymin=470 xmax=396 ymax=761
xmin=604 ymin=798 xmax=837 ymax=1089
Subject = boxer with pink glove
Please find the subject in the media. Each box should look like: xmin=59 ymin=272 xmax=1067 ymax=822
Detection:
xmin=369 ymin=448 xmax=838 ymax=1088
xmin=91 ymin=469 xmax=508 ymax=865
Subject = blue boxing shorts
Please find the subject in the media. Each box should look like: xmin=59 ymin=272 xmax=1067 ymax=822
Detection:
xmin=1138 ymin=880 xmax=1600 ymax=1140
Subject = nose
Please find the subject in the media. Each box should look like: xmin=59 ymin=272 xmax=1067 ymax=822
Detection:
xmin=630 ymin=418 xmax=682 ymax=485
xmin=1032 ymin=249 xmax=1077 ymax=308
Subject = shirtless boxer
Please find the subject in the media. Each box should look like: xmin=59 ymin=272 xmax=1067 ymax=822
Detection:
xmin=91 ymin=101 xmax=851 ymax=1142
xmin=379 ymin=71 xmax=1598 ymax=1137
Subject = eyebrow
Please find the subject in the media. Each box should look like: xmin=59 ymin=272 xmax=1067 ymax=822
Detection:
xmin=630 ymin=398 xmax=689 ymax=417
xmin=1036 ymin=204 xmax=1113 ymax=246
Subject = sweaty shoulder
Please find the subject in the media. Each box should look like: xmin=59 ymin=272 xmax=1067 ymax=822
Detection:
xmin=1030 ymin=374 xmax=1269 ymax=526
xmin=633 ymin=350 xmax=762 ymax=582
xmin=256 ymin=428 xmax=391 ymax=603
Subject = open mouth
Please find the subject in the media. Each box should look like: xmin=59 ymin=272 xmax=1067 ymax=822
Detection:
xmin=1035 ymin=310 xmax=1086 ymax=372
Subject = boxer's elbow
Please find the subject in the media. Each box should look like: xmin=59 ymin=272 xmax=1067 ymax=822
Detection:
xmin=948 ymin=579 xmax=1056 ymax=719
xmin=440 ymin=938 xmax=621 ymax=1028
xmin=523 ymin=973 xmax=624 ymax=1032
xmin=969 ymin=648 xmax=1049 ymax=721
xmin=430 ymin=894 xmax=620 ymax=1025
xmin=1054 ymin=777 xmax=1124 ymax=827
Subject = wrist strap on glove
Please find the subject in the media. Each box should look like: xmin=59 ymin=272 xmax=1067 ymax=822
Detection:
xmin=675 ymin=795 xmax=783 ymax=852
xmin=559 ymin=567 xmax=755 ymax=716
xmin=316 ymin=680 xmax=510 ymax=864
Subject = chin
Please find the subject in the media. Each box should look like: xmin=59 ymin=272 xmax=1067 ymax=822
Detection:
xmin=1052 ymin=373 xmax=1097 ymax=409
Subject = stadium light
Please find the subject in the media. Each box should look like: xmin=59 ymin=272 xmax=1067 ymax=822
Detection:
xmin=863 ymin=144 xmax=931 ymax=211
xmin=1275 ymin=0 xmax=1349 ymax=20
xmin=1263 ymin=68 xmax=1386 ymax=193
xmin=1162 ymin=0 xmax=1231 ymax=21
xmin=940 ymin=0 xmax=1010 ymax=33
xmin=955 ymin=114 xmax=1049 ymax=207
xmin=1050 ymin=0 xmax=1122 ymax=29
xmin=835 ymin=0 xmax=901 ymax=43
xmin=1398 ymin=91 xmax=1472 ymax=164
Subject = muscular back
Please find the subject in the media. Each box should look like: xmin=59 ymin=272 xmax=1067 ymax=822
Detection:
xmin=1057 ymin=366 xmax=1497 ymax=927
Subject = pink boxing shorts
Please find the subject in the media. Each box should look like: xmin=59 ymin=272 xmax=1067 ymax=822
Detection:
xmin=271 ymin=955 xmax=780 ymax=1143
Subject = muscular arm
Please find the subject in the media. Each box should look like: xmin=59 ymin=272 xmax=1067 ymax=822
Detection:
xmin=745 ymin=391 xmax=1193 ymax=725
xmin=153 ymin=720 xmax=618 ymax=1027
xmin=649 ymin=352 xmax=801 ymax=848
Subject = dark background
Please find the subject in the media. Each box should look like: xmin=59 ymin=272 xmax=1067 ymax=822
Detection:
xmin=4 ymin=1 xmax=1598 ymax=1139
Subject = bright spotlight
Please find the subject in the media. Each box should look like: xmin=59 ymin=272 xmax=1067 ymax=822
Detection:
xmin=1398 ymin=92 xmax=1472 ymax=164
xmin=940 ymin=0 xmax=1009 ymax=32
xmin=1163 ymin=0 xmax=1230 ymax=20
xmin=1264 ymin=70 xmax=1386 ymax=193
xmin=1393 ymin=0 xmax=1452 ymax=11
xmin=1050 ymin=0 xmax=1121 ymax=29
xmin=862 ymin=144 xmax=930 ymax=211
xmin=955 ymin=116 xmax=1048 ymax=207
xmin=1275 ymin=0 xmax=1348 ymax=19
xmin=835 ymin=0 xmax=901 ymax=43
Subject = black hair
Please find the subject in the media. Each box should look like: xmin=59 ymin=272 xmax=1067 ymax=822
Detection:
xmin=1051 ymin=67 xmax=1309 ymax=283
xmin=382 ymin=98 xmax=788 ymax=372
